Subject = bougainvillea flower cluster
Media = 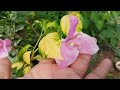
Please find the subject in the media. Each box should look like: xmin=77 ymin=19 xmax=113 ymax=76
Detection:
xmin=39 ymin=12 xmax=99 ymax=68
xmin=0 ymin=39 xmax=11 ymax=59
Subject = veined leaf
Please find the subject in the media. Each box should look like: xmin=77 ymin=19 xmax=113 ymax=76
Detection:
xmin=38 ymin=32 xmax=63 ymax=60
xmin=12 ymin=61 xmax=24 ymax=70
xmin=23 ymin=66 xmax=31 ymax=75
xmin=23 ymin=51 xmax=31 ymax=64
xmin=18 ymin=44 xmax=31 ymax=61
xmin=33 ymin=55 xmax=43 ymax=61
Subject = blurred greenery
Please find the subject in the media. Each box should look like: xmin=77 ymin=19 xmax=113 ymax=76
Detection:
xmin=0 ymin=11 xmax=120 ymax=78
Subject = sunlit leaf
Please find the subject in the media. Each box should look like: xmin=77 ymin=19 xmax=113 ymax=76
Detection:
xmin=10 ymin=11 xmax=17 ymax=21
xmin=46 ymin=21 xmax=58 ymax=29
xmin=23 ymin=66 xmax=31 ymax=75
xmin=23 ymin=51 xmax=31 ymax=64
xmin=33 ymin=55 xmax=42 ymax=61
xmin=60 ymin=15 xmax=70 ymax=36
xmin=12 ymin=61 xmax=24 ymax=70
xmin=38 ymin=32 xmax=63 ymax=59
xmin=96 ymin=20 xmax=104 ymax=30
xmin=16 ymin=24 xmax=25 ymax=32
xmin=18 ymin=44 xmax=31 ymax=61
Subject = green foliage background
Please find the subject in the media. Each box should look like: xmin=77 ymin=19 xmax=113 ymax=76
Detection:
xmin=0 ymin=11 xmax=120 ymax=78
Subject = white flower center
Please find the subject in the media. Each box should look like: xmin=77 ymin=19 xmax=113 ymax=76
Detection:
xmin=69 ymin=43 xmax=74 ymax=46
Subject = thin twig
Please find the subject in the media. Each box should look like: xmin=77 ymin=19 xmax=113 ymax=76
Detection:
xmin=31 ymin=25 xmax=39 ymax=37
xmin=12 ymin=46 xmax=18 ymax=56
xmin=31 ymin=29 xmax=44 ymax=61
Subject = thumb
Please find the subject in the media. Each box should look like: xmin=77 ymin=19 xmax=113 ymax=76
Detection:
xmin=0 ymin=58 xmax=11 ymax=79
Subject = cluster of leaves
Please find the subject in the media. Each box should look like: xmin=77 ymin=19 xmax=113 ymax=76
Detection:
xmin=80 ymin=11 xmax=120 ymax=79
xmin=0 ymin=11 xmax=66 ymax=78
xmin=80 ymin=11 xmax=120 ymax=58
xmin=0 ymin=11 xmax=66 ymax=45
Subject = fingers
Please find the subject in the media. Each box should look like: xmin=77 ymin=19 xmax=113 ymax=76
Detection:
xmin=0 ymin=58 xmax=11 ymax=79
xmin=39 ymin=58 xmax=56 ymax=64
xmin=85 ymin=59 xmax=112 ymax=79
xmin=16 ymin=58 xmax=56 ymax=79
xmin=70 ymin=54 xmax=92 ymax=78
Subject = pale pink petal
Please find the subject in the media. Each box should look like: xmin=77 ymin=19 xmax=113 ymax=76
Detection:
xmin=67 ymin=32 xmax=99 ymax=55
xmin=0 ymin=40 xmax=8 ymax=58
xmin=65 ymin=16 xmax=78 ymax=41
xmin=55 ymin=41 xmax=79 ymax=68
xmin=5 ymin=39 xmax=12 ymax=52
xmin=6 ymin=47 xmax=11 ymax=52
xmin=5 ymin=39 xmax=12 ymax=46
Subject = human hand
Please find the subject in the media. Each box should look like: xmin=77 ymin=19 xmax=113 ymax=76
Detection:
xmin=0 ymin=54 xmax=112 ymax=79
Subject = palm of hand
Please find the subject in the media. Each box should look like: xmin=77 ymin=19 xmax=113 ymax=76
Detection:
xmin=0 ymin=54 xmax=112 ymax=79
xmin=17 ymin=55 xmax=112 ymax=79
xmin=22 ymin=63 xmax=81 ymax=79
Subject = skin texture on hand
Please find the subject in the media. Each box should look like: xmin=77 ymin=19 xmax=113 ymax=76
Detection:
xmin=0 ymin=58 xmax=11 ymax=79
xmin=0 ymin=54 xmax=112 ymax=79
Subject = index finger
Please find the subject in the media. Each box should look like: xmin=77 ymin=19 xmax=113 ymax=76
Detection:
xmin=85 ymin=59 xmax=112 ymax=79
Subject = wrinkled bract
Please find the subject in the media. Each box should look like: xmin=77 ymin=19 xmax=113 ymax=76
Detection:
xmin=0 ymin=39 xmax=12 ymax=59
xmin=38 ymin=14 xmax=99 ymax=68
xmin=55 ymin=15 xmax=99 ymax=68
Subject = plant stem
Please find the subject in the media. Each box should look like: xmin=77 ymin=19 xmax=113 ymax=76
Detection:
xmin=31 ymin=29 xmax=44 ymax=61
xmin=14 ymin=46 xmax=23 ymax=48
xmin=31 ymin=25 xmax=39 ymax=37
xmin=31 ymin=48 xmax=38 ymax=61
xmin=12 ymin=46 xmax=18 ymax=56
xmin=34 ymin=48 xmax=38 ymax=53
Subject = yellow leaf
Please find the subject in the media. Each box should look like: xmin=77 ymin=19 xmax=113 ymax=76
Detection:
xmin=60 ymin=15 xmax=70 ymax=36
xmin=12 ymin=61 xmax=24 ymax=70
xmin=23 ymin=51 xmax=31 ymax=64
xmin=60 ymin=12 xmax=83 ymax=36
xmin=38 ymin=32 xmax=63 ymax=60
xmin=23 ymin=66 xmax=31 ymax=75
xmin=33 ymin=55 xmax=43 ymax=61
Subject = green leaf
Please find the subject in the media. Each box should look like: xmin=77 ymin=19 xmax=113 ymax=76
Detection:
xmin=116 ymin=25 xmax=120 ymax=41
xmin=110 ymin=38 xmax=117 ymax=48
xmin=96 ymin=20 xmax=104 ymax=30
xmin=107 ymin=74 xmax=114 ymax=79
xmin=10 ymin=11 xmax=17 ymax=21
xmin=10 ymin=50 xmax=16 ymax=57
xmin=18 ymin=44 xmax=31 ymax=61
xmin=14 ymin=39 xmax=22 ymax=46
xmin=12 ymin=67 xmax=17 ymax=74
xmin=46 ymin=21 xmax=58 ymax=29
xmin=16 ymin=67 xmax=24 ymax=77
xmin=12 ymin=67 xmax=17 ymax=79
xmin=33 ymin=55 xmax=43 ymax=61
xmin=9 ymin=56 xmax=18 ymax=63
xmin=102 ymin=12 xmax=110 ymax=20
xmin=90 ymin=12 xmax=98 ymax=23
xmin=83 ymin=16 xmax=89 ymax=29
xmin=115 ymin=49 xmax=120 ymax=57
xmin=112 ymin=11 xmax=119 ymax=18
xmin=16 ymin=24 xmax=25 ymax=32
xmin=100 ymin=30 xmax=112 ymax=39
